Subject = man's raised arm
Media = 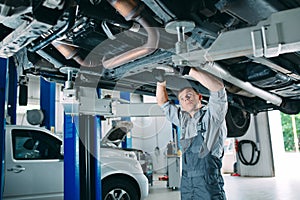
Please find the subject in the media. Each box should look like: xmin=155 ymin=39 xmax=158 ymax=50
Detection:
xmin=156 ymin=81 xmax=169 ymax=106
xmin=181 ymin=66 xmax=224 ymax=92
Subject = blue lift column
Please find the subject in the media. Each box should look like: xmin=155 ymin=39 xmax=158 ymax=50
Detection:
xmin=94 ymin=88 xmax=102 ymax=199
xmin=120 ymin=91 xmax=132 ymax=148
xmin=7 ymin=57 xmax=17 ymax=125
xmin=0 ymin=58 xmax=8 ymax=200
xmin=64 ymin=114 xmax=80 ymax=200
xmin=40 ymin=77 xmax=56 ymax=131
xmin=77 ymin=88 xmax=102 ymax=200
xmin=63 ymin=86 xmax=101 ymax=200
xmin=78 ymin=114 xmax=101 ymax=200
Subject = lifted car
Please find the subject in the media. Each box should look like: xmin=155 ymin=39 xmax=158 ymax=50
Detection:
xmin=1 ymin=0 xmax=300 ymax=137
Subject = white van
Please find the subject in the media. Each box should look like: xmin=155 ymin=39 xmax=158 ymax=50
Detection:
xmin=3 ymin=125 xmax=149 ymax=200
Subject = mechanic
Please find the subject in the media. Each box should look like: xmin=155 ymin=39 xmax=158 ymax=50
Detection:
xmin=155 ymin=66 xmax=228 ymax=200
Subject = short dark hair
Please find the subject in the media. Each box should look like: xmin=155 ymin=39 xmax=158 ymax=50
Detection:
xmin=177 ymin=87 xmax=199 ymax=97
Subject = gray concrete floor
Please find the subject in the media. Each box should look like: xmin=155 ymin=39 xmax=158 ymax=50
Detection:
xmin=146 ymin=153 xmax=300 ymax=200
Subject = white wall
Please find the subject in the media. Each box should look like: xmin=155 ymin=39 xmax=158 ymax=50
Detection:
xmin=131 ymin=116 xmax=172 ymax=173
xmin=16 ymin=75 xmax=40 ymax=126
xmin=15 ymin=75 xmax=64 ymax=135
xmin=100 ymin=92 xmax=173 ymax=173
xmin=237 ymin=112 xmax=275 ymax=177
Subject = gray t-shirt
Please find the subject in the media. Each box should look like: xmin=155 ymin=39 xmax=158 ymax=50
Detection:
xmin=161 ymin=88 xmax=228 ymax=158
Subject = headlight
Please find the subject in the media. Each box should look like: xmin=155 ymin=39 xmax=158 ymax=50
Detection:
xmin=124 ymin=151 xmax=137 ymax=160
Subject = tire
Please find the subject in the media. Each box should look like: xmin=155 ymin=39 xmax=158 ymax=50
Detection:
xmin=102 ymin=177 xmax=139 ymax=200
xmin=226 ymin=105 xmax=251 ymax=137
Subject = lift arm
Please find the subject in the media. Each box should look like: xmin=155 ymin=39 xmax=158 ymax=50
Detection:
xmin=61 ymin=86 xmax=164 ymax=117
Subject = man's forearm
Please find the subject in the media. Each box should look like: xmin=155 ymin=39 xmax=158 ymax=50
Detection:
xmin=156 ymin=81 xmax=169 ymax=106
xmin=189 ymin=67 xmax=224 ymax=92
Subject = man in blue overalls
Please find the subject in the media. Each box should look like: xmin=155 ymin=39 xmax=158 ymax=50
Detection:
xmin=156 ymin=66 xmax=227 ymax=200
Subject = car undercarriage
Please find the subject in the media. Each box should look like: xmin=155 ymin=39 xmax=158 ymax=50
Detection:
xmin=1 ymin=0 xmax=300 ymax=136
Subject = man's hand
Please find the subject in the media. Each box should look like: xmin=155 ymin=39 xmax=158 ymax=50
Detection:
xmin=153 ymin=69 xmax=166 ymax=83
xmin=178 ymin=66 xmax=191 ymax=76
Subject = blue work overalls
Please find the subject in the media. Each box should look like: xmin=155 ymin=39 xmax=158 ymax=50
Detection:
xmin=180 ymin=111 xmax=226 ymax=200
xmin=161 ymin=88 xmax=228 ymax=200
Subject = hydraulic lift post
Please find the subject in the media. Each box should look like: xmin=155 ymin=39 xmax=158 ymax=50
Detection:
xmin=0 ymin=58 xmax=8 ymax=200
xmin=61 ymin=84 xmax=165 ymax=200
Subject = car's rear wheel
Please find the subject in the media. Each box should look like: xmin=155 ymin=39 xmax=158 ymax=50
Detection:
xmin=226 ymin=105 xmax=251 ymax=137
xmin=102 ymin=177 xmax=139 ymax=200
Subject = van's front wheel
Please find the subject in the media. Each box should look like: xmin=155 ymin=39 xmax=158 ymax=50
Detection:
xmin=102 ymin=177 xmax=139 ymax=200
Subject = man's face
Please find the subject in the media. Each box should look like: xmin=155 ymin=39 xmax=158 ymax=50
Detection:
xmin=178 ymin=88 xmax=201 ymax=113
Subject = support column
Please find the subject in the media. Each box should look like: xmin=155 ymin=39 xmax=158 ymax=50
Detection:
xmin=40 ymin=77 xmax=56 ymax=131
xmin=0 ymin=58 xmax=8 ymax=200
xmin=64 ymin=114 xmax=80 ymax=200
xmin=79 ymin=114 xmax=101 ymax=200
xmin=63 ymin=86 xmax=102 ymax=200
xmin=95 ymin=88 xmax=102 ymax=200
xmin=120 ymin=91 xmax=132 ymax=148
xmin=7 ymin=57 xmax=17 ymax=125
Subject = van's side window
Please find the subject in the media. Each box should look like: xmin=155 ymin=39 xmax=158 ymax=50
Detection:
xmin=12 ymin=129 xmax=62 ymax=160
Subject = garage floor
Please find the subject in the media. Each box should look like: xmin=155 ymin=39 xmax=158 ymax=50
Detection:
xmin=146 ymin=153 xmax=300 ymax=200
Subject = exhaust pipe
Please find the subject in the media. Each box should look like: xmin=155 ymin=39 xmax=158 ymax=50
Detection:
xmin=51 ymin=41 xmax=97 ymax=67
xmin=201 ymin=62 xmax=283 ymax=106
xmin=52 ymin=0 xmax=159 ymax=68
xmin=103 ymin=0 xmax=160 ymax=69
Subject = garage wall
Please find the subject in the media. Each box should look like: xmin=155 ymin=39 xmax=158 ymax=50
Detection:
xmin=139 ymin=96 xmax=173 ymax=173
xmin=15 ymin=75 xmax=64 ymax=135
xmin=132 ymin=116 xmax=172 ymax=173
xmin=100 ymin=93 xmax=173 ymax=173
xmin=16 ymin=75 xmax=38 ymax=126
xmin=237 ymin=112 xmax=275 ymax=177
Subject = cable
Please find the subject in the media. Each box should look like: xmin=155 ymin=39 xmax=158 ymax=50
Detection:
xmin=237 ymin=139 xmax=260 ymax=166
xmin=237 ymin=114 xmax=261 ymax=166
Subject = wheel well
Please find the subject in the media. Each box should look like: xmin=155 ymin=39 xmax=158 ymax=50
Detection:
xmin=102 ymin=174 xmax=141 ymax=198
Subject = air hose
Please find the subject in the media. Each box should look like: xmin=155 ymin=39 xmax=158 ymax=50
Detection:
xmin=237 ymin=114 xmax=261 ymax=166
xmin=237 ymin=140 xmax=260 ymax=165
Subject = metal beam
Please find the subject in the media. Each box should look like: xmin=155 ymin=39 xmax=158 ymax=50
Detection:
xmin=114 ymin=103 xmax=164 ymax=117
xmin=173 ymin=7 xmax=300 ymax=80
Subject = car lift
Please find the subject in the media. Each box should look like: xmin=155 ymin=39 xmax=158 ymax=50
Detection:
xmin=61 ymin=67 xmax=164 ymax=200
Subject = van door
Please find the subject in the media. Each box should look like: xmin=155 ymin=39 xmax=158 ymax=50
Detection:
xmin=4 ymin=128 xmax=63 ymax=200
